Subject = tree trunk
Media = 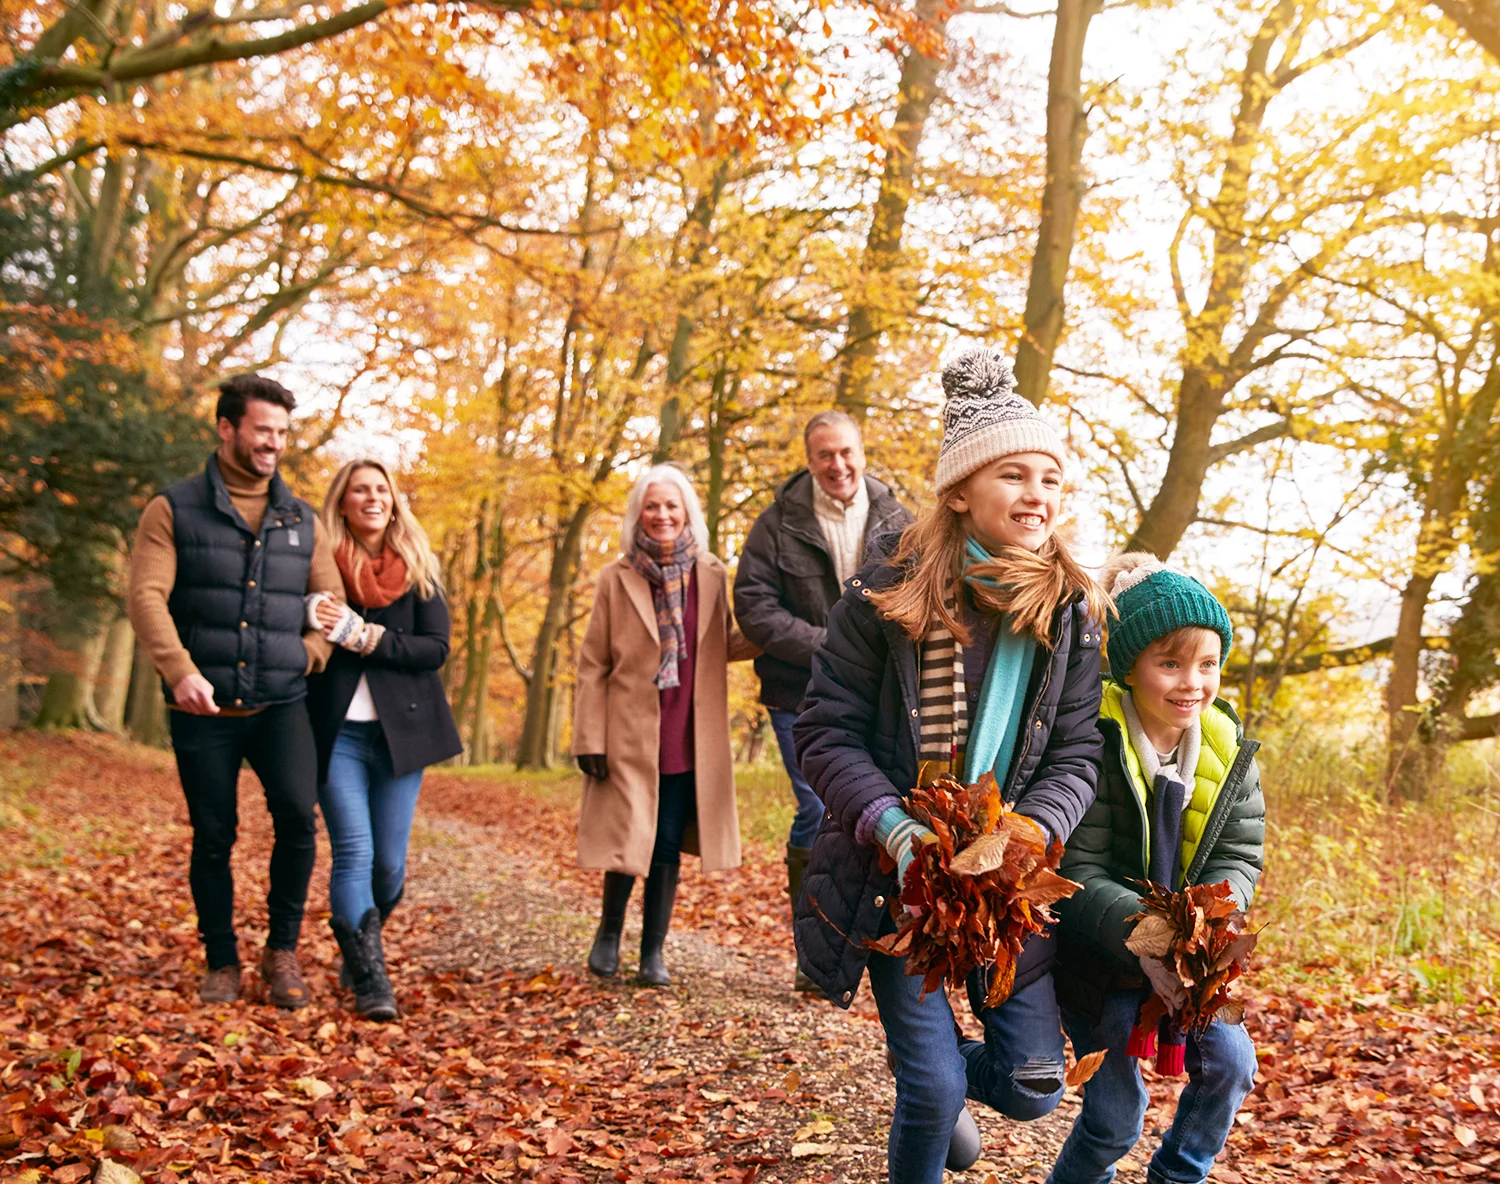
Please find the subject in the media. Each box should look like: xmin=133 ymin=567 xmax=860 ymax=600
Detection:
xmin=34 ymin=618 xmax=110 ymax=730
xmin=836 ymin=0 xmax=948 ymax=414
xmin=0 ymin=583 xmax=19 ymax=729
xmin=1435 ymin=1 xmax=1500 ymax=61
xmin=1013 ymin=0 xmax=1105 ymax=407
xmin=94 ymin=614 xmax=135 ymax=731
xmin=516 ymin=502 xmax=593 ymax=768
xmin=124 ymin=638 xmax=168 ymax=746
xmin=468 ymin=613 xmax=495 ymax=766
xmin=1123 ymin=370 xmax=1225 ymax=557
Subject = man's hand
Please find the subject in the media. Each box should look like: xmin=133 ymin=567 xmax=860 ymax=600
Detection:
xmin=577 ymin=754 xmax=609 ymax=781
xmin=172 ymin=673 xmax=220 ymax=715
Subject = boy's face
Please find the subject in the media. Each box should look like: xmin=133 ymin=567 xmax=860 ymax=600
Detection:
xmin=1126 ymin=628 xmax=1224 ymax=741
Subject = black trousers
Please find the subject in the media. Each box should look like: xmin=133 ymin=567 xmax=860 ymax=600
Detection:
xmin=169 ymin=702 xmax=319 ymax=968
xmin=650 ymin=771 xmax=696 ymax=867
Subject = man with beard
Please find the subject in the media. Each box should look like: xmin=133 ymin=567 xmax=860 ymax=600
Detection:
xmin=128 ymin=374 xmax=344 ymax=1008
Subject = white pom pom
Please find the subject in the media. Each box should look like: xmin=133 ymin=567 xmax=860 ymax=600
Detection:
xmin=1102 ymin=552 xmax=1165 ymax=598
xmin=941 ymin=347 xmax=1016 ymax=405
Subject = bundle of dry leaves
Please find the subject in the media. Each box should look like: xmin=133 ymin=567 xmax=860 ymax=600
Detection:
xmin=1124 ymin=879 xmax=1259 ymax=1050
xmin=870 ymin=770 xmax=1081 ymax=1005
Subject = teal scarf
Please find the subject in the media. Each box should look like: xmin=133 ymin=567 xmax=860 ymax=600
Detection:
xmin=961 ymin=536 xmax=1038 ymax=786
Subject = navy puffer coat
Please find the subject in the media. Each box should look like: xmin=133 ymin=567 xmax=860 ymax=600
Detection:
xmin=791 ymin=551 xmax=1105 ymax=1008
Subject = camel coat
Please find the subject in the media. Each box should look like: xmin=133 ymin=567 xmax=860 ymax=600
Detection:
xmin=573 ymin=553 xmax=756 ymax=877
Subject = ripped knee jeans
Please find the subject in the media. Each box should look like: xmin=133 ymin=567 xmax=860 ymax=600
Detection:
xmin=958 ymin=968 xmax=1068 ymax=1122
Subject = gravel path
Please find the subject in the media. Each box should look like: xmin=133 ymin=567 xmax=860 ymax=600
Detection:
xmin=396 ymin=812 xmax=1159 ymax=1184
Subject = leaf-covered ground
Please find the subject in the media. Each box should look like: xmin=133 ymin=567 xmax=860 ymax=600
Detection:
xmin=2 ymin=733 xmax=1497 ymax=1183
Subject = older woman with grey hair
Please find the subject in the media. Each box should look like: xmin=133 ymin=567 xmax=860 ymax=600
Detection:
xmin=572 ymin=464 xmax=757 ymax=986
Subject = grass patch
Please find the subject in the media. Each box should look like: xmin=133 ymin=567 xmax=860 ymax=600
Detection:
xmin=1253 ymin=730 xmax=1500 ymax=1001
xmin=733 ymin=764 xmax=796 ymax=847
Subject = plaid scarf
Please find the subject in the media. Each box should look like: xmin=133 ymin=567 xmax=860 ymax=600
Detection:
xmin=630 ymin=524 xmax=697 ymax=690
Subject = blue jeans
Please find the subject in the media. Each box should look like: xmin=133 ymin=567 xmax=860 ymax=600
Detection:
xmin=868 ymin=949 xmax=1067 ymax=1184
xmin=1048 ymin=990 xmax=1257 ymax=1184
xmin=769 ymin=708 xmax=824 ymax=849
xmin=320 ymin=721 xmax=424 ymax=928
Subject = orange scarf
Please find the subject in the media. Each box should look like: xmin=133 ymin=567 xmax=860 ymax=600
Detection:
xmin=336 ymin=538 xmax=411 ymax=608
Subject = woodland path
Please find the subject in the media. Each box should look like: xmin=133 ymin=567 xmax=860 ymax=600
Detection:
xmin=4 ymin=733 xmax=1496 ymax=1183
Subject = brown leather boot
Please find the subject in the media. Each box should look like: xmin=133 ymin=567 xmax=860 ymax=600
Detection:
xmin=198 ymin=964 xmax=242 ymax=1004
xmin=259 ymin=947 xmax=311 ymax=1010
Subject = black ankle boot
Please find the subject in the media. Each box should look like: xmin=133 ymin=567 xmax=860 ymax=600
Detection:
xmin=637 ymin=862 xmax=679 ymax=986
xmin=330 ymin=909 xmax=397 ymax=1021
xmin=340 ymin=889 xmax=405 ymax=988
xmin=588 ymin=872 xmax=634 ymax=978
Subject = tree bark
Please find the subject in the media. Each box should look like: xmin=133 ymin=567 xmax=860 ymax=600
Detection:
xmin=836 ymin=0 xmax=948 ymax=414
xmin=94 ymin=615 xmax=136 ymax=731
xmin=125 ymin=638 xmax=169 ymax=747
xmin=1435 ymin=1 xmax=1500 ymax=61
xmin=1013 ymin=0 xmax=1105 ymax=407
xmin=516 ymin=502 xmax=593 ymax=768
xmin=34 ymin=619 xmax=110 ymax=730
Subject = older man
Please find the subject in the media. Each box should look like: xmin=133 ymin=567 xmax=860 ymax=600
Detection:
xmin=734 ymin=410 xmax=912 ymax=989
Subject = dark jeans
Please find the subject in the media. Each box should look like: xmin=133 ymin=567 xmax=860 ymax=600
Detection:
xmin=651 ymin=771 xmax=696 ymax=866
xmin=169 ymin=701 xmax=320 ymax=968
xmin=769 ymin=708 xmax=825 ymax=848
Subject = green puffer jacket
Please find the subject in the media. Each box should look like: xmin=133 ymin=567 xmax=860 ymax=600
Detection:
xmin=1054 ymin=682 xmax=1266 ymax=1012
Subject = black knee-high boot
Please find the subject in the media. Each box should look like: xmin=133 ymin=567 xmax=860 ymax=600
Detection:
xmin=588 ymin=872 xmax=635 ymax=978
xmin=637 ymin=862 xmax=679 ymax=986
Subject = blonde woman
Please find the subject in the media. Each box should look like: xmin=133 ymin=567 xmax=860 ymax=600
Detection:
xmin=305 ymin=460 xmax=462 ymax=1020
xmin=572 ymin=464 xmax=757 ymax=987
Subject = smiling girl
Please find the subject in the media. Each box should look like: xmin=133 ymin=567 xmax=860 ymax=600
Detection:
xmin=792 ymin=349 xmax=1110 ymax=1183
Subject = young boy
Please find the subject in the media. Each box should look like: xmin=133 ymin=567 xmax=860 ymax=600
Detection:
xmin=1049 ymin=554 xmax=1265 ymax=1184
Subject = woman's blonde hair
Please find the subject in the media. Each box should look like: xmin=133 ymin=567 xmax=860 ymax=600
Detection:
xmin=322 ymin=459 xmax=442 ymax=600
xmin=869 ymin=494 xmax=1111 ymax=646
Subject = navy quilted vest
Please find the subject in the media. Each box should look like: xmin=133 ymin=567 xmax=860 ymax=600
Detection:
xmin=164 ymin=455 xmax=314 ymax=709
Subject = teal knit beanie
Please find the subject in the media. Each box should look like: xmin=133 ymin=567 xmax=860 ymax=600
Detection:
xmin=1103 ymin=554 xmax=1233 ymax=683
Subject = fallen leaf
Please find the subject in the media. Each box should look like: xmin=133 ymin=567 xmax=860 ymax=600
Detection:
xmin=793 ymin=1119 xmax=834 ymax=1139
xmin=1066 ymin=1049 xmax=1108 ymax=1088
xmin=790 ymin=1142 xmax=834 ymax=1158
xmin=1455 ymin=1125 xmax=1477 ymax=1148
xmin=96 ymin=1161 xmax=144 ymax=1184
xmin=782 ymin=1068 xmax=801 ymax=1092
xmin=292 ymin=1076 xmax=334 ymax=1101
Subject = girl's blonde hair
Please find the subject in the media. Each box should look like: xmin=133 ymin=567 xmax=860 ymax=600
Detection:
xmin=869 ymin=495 xmax=1111 ymax=645
xmin=322 ymin=459 xmax=443 ymax=600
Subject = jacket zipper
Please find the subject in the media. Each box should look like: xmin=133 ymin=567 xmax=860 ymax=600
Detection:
xmin=1003 ymin=643 xmax=1053 ymax=801
xmin=1182 ymin=737 xmax=1261 ymax=886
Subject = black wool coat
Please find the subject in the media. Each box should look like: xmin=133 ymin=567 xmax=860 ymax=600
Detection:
xmin=733 ymin=471 xmax=913 ymax=712
xmin=307 ymin=585 xmax=464 ymax=785
xmin=791 ymin=554 xmax=1105 ymax=1008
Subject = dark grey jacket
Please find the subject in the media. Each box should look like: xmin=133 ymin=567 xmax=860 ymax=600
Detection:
xmin=163 ymin=456 xmax=313 ymax=709
xmin=791 ymin=553 xmax=1105 ymax=1007
xmin=733 ymin=471 xmax=912 ymax=711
